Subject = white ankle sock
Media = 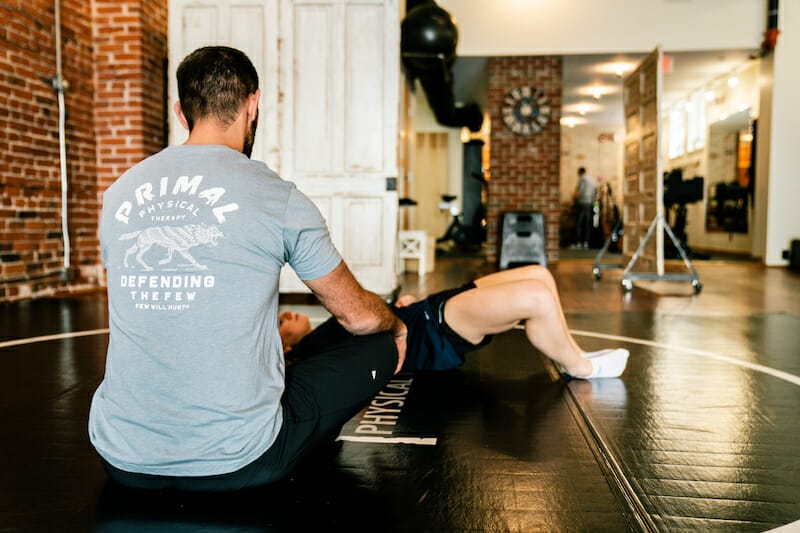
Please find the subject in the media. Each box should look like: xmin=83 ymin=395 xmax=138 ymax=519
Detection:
xmin=581 ymin=348 xmax=617 ymax=359
xmin=579 ymin=348 xmax=630 ymax=378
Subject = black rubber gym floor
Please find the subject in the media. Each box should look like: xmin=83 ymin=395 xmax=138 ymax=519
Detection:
xmin=1 ymin=296 xmax=799 ymax=531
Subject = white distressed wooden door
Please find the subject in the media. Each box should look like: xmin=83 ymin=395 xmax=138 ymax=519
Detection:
xmin=168 ymin=0 xmax=400 ymax=295
xmin=622 ymin=48 xmax=663 ymax=274
xmin=278 ymin=0 xmax=400 ymax=294
xmin=168 ymin=0 xmax=281 ymax=169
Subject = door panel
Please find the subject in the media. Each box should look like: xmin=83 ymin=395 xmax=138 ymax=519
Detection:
xmin=344 ymin=4 xmax=385 ymax=172
xmin=293 ymin=5 xmax=335 ymax=174
xmin=182 ymin=6 xmax=217 ymax=47
xmin=342 ymin=198 xmax=384 ymax=266
xmin=622 ymin=48 xmax=663 ymax=273
xmin=279 ymin=0 xmax=399 ymax=294
xmin=170 ymin=0 xmax=400 ymax=295
xmin=168 ymin=0 xmax=280 ymax=167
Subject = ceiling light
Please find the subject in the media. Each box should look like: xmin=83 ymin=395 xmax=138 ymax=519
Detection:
xmin=577 ymin=85 xmax=616 ymax=99
xmin=728 ymin=76 xmax=739 ymax=88
xmin=595 ymin=61 xmax=636 ymax=78
xmin=560 ymin=116 xmax=587 ymax=128
xmin=563 ymin=102 xmax=601 ymax=116
xmin=704 ymin=90 xmax=715 ymax=102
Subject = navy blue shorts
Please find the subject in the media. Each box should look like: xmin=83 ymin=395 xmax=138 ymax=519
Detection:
xmin=426 ymin=282 xmax=493 ymax=357
xmin=392 ymin=282 xmax=493 ymax=372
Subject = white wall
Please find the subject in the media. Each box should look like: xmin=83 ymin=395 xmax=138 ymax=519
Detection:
xmin=753 ymin=54 xmax=773 ymax=261
xmin=410 ymin=87 xmax=463 ymax=235
xmin=413 ymin=87 xmax=463 ymax=197
xmin=438 ymin=0 xmax=765 ymax=56
xmin=762 ymin=1 xmax=800 ymax=265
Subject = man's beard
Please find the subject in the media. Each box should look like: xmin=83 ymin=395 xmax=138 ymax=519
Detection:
xmin=242 ymin=109 xmax=259 ymax=159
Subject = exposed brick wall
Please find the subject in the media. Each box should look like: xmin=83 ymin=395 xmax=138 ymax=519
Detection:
xmin=487 ymin=56 xmax=562 ymax=264
xmin=94 ymin=0 xmax=167 ymax=192
xmin=0 ymin=0 xmax=96 ymax=299
xmin=0 ymin=0 xmax=167 ymax=301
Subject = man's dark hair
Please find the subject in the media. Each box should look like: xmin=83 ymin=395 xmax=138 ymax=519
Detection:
xmin=578 ymin=166 xmax=586 ymax=175
xmin=176 ymin=46 xmax=259 ymax=131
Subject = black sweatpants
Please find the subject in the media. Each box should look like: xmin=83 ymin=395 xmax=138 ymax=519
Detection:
xmin=576 ymin=202 xmax=593 ymax=245
xmin=102 ymin=328 xmax=398 ymax=491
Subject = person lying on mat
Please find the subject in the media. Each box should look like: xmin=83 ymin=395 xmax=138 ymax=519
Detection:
xmin=280 ymin=265 xmax=629 ymax=379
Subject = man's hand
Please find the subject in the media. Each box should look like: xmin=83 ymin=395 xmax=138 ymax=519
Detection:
xmin=304 ymin=261 xmax=408 ymax=373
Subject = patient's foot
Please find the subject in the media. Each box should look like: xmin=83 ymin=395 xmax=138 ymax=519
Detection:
xmin=565 ymin=348 xmax=630 ymax=379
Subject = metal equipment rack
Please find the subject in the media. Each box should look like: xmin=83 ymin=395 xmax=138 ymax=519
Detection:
xmin=592 ymin=219 xmax=625 ymax=280
xmin=618 ymin=215 xmax=702 ymax=294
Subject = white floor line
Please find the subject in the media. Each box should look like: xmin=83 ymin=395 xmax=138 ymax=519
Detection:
xmin=763 ymin=519 xmax=800 ymax=532
xmin=337 ymin=435 xmax=437 ymax=446
xmin=0 ymin=328 xmax=109 ymax=349
xmin=521 ymin=324 xmax=800 ymax=388
xmin=570 ymin=328 xmax=800 ymax=387
xmin=6 ymin=325 xmax=799 ymax=388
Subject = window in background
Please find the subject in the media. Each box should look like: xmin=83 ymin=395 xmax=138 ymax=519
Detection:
xmin=686 ymin=91 xmax=706 ymax=152
xmin=668 ymin=104 xmax=686 ymax=159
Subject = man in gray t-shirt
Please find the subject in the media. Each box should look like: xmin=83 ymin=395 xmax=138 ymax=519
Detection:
xmin=89 ymin=46 xmax=407 ymax=491
xmin=573 ymin=167 xmax=597 ymax=249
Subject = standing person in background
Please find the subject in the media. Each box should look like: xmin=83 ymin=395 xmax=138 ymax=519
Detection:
xmin=572 ymin=167 xmax=597 ymax=249
xmin=89 ymin=46 xmax=406 ymax=492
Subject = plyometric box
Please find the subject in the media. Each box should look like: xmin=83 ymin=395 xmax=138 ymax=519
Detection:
xmin=498 ymin=211 xmax=547 ymax=269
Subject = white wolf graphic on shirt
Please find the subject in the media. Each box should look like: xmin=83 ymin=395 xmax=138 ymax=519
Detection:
xmin=119 ymin=224 xmax=223 ymax=271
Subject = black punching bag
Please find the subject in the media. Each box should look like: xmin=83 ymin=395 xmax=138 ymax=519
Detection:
xmin=400 ymin=2 xmax=458 ymax=75
xmin=400 ymin=2 xmax=483 ymax=132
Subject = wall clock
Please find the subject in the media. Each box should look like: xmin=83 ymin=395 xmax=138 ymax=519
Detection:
xmin=501 ymin=86 xmax=551 ymax=136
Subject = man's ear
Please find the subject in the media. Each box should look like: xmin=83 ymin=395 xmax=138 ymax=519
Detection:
xmin=247 ymin=90 xmax=261 ymax=122
xmin=173 ymin=101 xmax=190 ymax=131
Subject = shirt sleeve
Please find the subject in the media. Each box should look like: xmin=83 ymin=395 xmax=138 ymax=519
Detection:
xmin=283 ymin=187 xmax=343 ymax=281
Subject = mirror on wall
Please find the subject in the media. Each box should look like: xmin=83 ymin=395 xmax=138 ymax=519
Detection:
xmin=705 ymin=109 xmax=752 ymax=234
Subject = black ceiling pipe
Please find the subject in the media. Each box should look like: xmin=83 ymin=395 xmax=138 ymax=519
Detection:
xmin=401 ymin=1 xmax=483 ymax=132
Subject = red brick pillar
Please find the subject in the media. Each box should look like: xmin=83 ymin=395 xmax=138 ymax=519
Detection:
xmin=0 ymin=0 xmax=167 ymax=301
xmin=93 ymin=0 xmax=168 ymax=191
xmin=92 ymin=0 xmax=168 ymax=283
xmin=487 ymin=56 xmax=562 ymax=264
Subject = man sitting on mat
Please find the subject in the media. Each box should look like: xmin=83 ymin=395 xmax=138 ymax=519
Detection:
xmin=280 ymin=265 xmax=629 ymax=379
xmin=89 ymin=46 xmax=406 ymax=492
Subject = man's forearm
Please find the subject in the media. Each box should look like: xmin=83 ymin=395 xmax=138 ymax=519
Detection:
xmin=304 ymin=261 xmax=408 ymax=374
xmin=305 ymin=261 xmax=406 ymax=337
xmin=336 ymin=290 xmax=404 ymax=337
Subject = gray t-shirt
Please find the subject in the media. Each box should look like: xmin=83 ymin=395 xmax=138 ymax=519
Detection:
xmin=89 ymin=145 xmax=342 ymax=476
xmin=576 ymin=174 xmax=597 ymax=205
